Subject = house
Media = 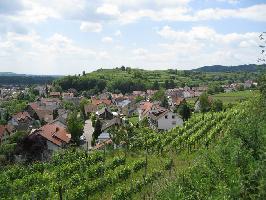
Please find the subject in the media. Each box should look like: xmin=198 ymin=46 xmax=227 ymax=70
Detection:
xmin=62 ymin=93 xmax=81 ymax=106
xmin=91 ymin=97 xmax=112 ymax=108
xmin=138 ymin=101 xmax=154 ymax=121
xmin=133 ymin=91 xmax=145 ymax=97
xmin=9 ymin=111 xmax=34 ymax=131
xmin=170 ymin=97 xmax=186 ymax=108
xmin=0 ymin=125 xmax=15 ymax=144
xmin=96 ymin=107 xmax=114 ymax=120
xmin=98 ymin=92 xmax=112 ymax=100
xmin=84 ymin=104 xmax=98 ymax=116
xmin=183 ymin=90 xmax=194 ymax=98
xmin=94 ymin=139 xmax=112 ymax=150
xmin=117 ymin=99 xmax=136 ymax=116
xmin=194 ymin=91 xmax=203 ymax=97
xmin=50 ymin=109 xmax=69 ymax=128
xmin=148 ymin=106 xmax=183 ymax=131
xmin=62 ymin=92 xmax=74 ymax=98
xmin=27 ymin=102 xmax=59 ymax=123
xmin=34 ymin=85 xmax=47 ymax=97
xmin=49 ymin=92 xmax=61 ymax=98
xmin=96 ymin=132 xmax=111 ymax=144
xmin=146 ymin=90 xmax=158 ymax=97
xmin=31 ymin=124 xmax=71 ymax=153
xmin=244 ymin=80 xmax=253 ymax=89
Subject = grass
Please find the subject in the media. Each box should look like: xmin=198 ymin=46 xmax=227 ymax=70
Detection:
xmin=212 ymin=90 xmax=258 ymax=104
xmin=128 ymin=116 xmax=139 ymax=125
xmin=186 ymin=90 xmax=259 ymax=105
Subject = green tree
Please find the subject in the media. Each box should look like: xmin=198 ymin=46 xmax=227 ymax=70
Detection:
xmin=151 ymin=89 xmax=165 ymax=102
xmin=152 ymin=81 xmax=160 ymax=90
xmin=175 ymin=102 xmax=191 ymax=121
xmin=9 ymin=131 xmax=28 ymax=143
xmin=67 ymin=112 xmax=84 ymax=145
xmin=199 ymin=92 xmax=211 ymax=113
xmin=161 ymin=96 xmax=169 ymax=108
xmin=258 ymin=74 xmax=266 ymax=97
xmin=92 ymin=119 xmax=102 ymax=145
xmin=211 ymin=99 xmax=223 ymax=112
xmin=135 ymin=96 xmax=145 ymax=103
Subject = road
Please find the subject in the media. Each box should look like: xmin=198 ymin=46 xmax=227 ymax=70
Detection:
xmin=82 ymin=119 xmax=94 ymax=150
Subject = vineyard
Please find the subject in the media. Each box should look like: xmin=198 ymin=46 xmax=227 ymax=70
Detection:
xmin=0 ymin=101 xmax=250 ymax=200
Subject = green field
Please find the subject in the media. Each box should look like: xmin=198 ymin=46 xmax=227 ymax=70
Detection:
xmin=212 ymin=90 xmax=258 ymax=104
xmin=186 ymin=90 xmax=258 ymax=105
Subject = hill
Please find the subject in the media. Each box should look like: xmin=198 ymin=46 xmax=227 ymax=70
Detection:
xmin=54 ymin=66 xmax=260 ymax=95
xmin=193 ymin=64 xmax=266 ymax=72
xmin=0 ymin=75 xmax=60 ymax=85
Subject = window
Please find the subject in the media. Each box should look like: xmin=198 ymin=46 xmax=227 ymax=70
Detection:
xmin=172 ymin=121 xmax=176 ymax=125
xmin=165 ymin=115 xmax=168 ymax=119
xmin=172 ymin=115 xmax=175 ymax=119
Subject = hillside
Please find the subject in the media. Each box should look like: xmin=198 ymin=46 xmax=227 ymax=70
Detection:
xmin=54 ymin=66 xmax=260 ymax=95
xmin=1 ymin=96 xmax=265 ymax=199
xmin=0 ymin=74 xmax=61 ymax=85
xmin=193 ymin=64 xmax=266 ymax=72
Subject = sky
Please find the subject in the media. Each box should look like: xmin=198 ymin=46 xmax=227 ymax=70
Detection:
xmin=0 ymin=0 xmax=265 ymax=75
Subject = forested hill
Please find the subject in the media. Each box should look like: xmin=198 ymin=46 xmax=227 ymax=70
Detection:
xmin=0 ymin=74 xmax=60 ymax=85
xmin=54 ymin=65 xmax=261 ymax=95
xmin=193 ymin=64 xmax=266 ymax=72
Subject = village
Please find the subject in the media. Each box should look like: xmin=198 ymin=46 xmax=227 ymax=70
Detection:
xmin=0 ymin=78 xmax=257 ymax=163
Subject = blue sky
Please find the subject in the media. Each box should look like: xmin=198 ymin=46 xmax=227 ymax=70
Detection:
xmin=0 ymin=0 xmax=265 ymax=75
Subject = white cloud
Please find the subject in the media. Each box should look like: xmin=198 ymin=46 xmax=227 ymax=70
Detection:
xmin=0 ymin=31 xmax=113 ymax=74
xmin=114 ymin=30 xmax=122 ymax=36
xmin=153 ymin=25 xmax=260 ymax=67
xmin=101 ymin=36 xmax=113 ymax=43
xmin=96 ymin=4 xmax=120 ymax=16
xmin=80 ymin=22 xmax=102 ymax=32
xmin=116 ymin=4 xmax=266 ymax=24
xmin=216 ymin=0 xmax=239 ymax=4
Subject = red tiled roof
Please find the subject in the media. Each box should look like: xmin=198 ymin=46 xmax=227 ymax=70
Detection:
xmin=94 ymin=139 xmax=112 ymax=150
xmin=140 ymin=102 xmax=153 ymax=116
xmin=34 ymin=124 xmax=71 ymax=146
xmin=172 ymin=97 xmax=185 ymax=106
xmin=13 ymin=111 xmax=32 ymax=122
xmin=91 ymin=99 xmax=112 ymax=106
xmin=29 ymin=102 xmax=54 ymax=121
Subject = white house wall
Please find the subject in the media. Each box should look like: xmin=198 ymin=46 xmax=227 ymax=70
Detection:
xmin=157 ymin=112 xmax=183 ymax=131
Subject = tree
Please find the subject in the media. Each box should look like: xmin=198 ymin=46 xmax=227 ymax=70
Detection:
xmin=152 ymin=81 xmax=160 ymax=90
xmin=151 ymin=89 xmax=165 ymax=102
xmin=258 ymin=74 xmax=266 ymax=98
xmin=16 ymin=134 xmax=47 ymax=162
xmin=211 ymin=99 xmax=223 ymax=112
xmin=135 ymin=95 xmax=145 ymax=103
xmin=67 ymin=112 xmax=84 ymax=145
xmin=92 ymin=119 xmax=102 ymax=145
xmin=121 ymin=66 xmax=126 ymax=71
xmin=199 ymin=92 xmax=211 ymax=113
xmin=164 ymin=80 xmax=169 ymax=89
xmin=175 ymin=102 xmax=191 ymax=121
xmin=207 ymin=83 xmax=224 ymax=94
xmin=9 ymin=131 xmax=28 ymax=144
xmin=79 ymin=98 xmax=90 ymax=120
xmin=161 ymin=96 xmax=169 ymax=108
xmin=109 ymin=126 xmax=127 ymax=146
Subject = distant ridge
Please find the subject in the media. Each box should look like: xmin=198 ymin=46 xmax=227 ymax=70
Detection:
xmin=0 ymin=72 xmax=61 ymax=77
xmin=192 ymin=64 xmax=266 ymax=72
